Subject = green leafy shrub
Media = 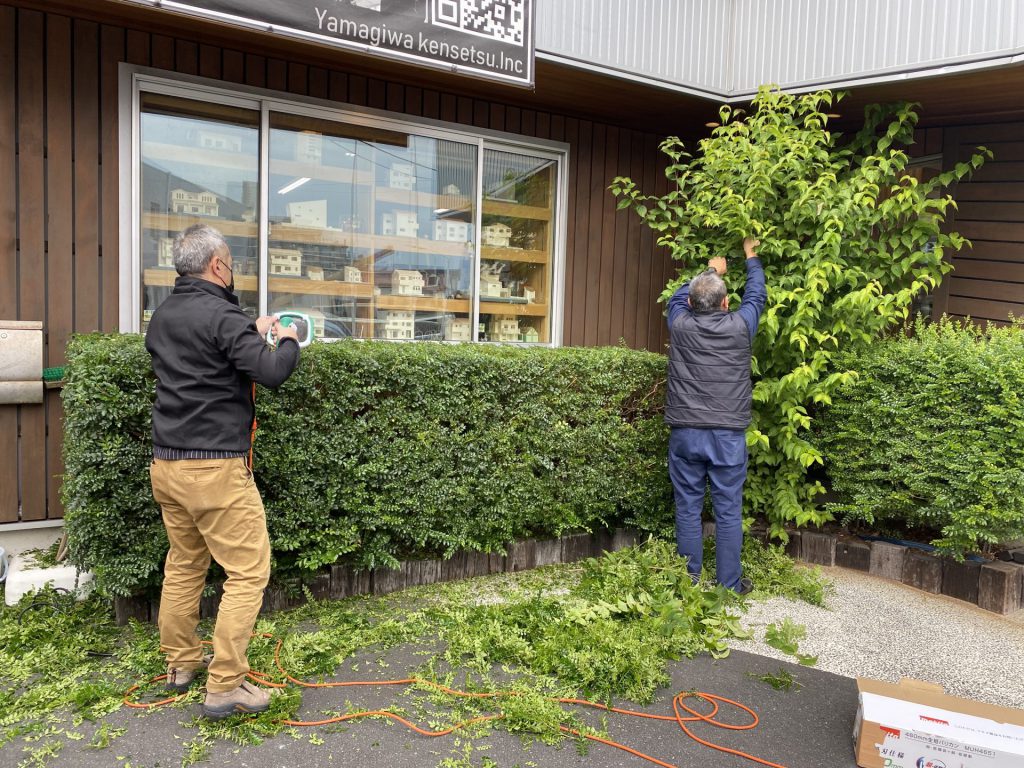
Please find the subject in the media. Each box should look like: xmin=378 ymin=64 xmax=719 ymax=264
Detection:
xmin=435 ymin=539 xmax=753 ymax=704
xmin=815 ymin=319 xmax=1024 ymax=556
xmin=62 ymin=334 xmax=673 ymax=596
xmin=610 ymin=86 xmax=987 ymax=539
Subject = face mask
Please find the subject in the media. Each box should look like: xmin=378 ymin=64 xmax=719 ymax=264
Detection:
xmin=218 ymin=258 xmax=235 ymax=293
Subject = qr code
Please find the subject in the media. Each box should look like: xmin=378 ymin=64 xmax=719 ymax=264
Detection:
xmin=428 ymin=0 xmax=526 ymax=47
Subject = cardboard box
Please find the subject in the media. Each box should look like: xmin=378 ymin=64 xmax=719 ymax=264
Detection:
xmin=854 ymin=678 xmax=1024 ymax=768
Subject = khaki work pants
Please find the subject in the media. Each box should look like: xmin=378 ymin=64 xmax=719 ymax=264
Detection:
xmin=150 ymin=457 xmax=270 ymax=693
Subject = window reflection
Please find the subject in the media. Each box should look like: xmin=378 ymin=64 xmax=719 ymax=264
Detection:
xmin=140 ymin=96 xmax=260 ymax=330
xmin=137 ymin=93 xmax=558 ymax=344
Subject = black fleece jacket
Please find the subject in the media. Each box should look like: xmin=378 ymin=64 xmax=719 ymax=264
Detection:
xmin=146 ymin=276 xmax=300 ymax=452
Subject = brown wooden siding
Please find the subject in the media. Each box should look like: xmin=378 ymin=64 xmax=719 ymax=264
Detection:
xmin=931 ymin=123 xmax=1024 ymax=326
xmin=0 ymin=5 xmax=675 ymax=523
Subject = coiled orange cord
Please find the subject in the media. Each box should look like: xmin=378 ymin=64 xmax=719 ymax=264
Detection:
xmin=123 ymin=633 xmax=788 ymax=768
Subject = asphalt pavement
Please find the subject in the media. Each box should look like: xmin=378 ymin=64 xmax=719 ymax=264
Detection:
xmin=43 ymin=645 xmax=859 ymax=768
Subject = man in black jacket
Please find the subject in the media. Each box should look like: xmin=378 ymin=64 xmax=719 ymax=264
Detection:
xmin=146 ymin=224 xmax=299 ymax=719
xmin=665 ymin=238 xmax=766 ymax=594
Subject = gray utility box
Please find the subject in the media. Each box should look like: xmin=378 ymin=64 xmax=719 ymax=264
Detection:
xmin=0 ymin=320 xmax=44 ymax=404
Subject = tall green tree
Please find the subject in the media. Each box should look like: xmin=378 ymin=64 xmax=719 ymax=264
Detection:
xmin=610 ymin=87 xmax=988 ymax=538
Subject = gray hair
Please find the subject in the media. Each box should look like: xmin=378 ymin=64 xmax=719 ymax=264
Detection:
xmin=172 ymin=224 xmax=227 ymax=276
xmin=689 ymin=270 xmax=728 ymax=312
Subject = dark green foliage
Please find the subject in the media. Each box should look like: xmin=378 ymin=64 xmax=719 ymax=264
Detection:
xmin=61 ymin=333 xmax=165 ymax=599
xmin=61 ymin=334 xmax=673 ymax=596
xmin=815 ymin=319 xmax=1024 ymax=556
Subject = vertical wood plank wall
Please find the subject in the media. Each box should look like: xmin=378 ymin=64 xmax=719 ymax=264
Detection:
xmin=0 ymin=8 xmax=676 ymax=523
xmin=933 ymin=123 xmax=1024 ymax=326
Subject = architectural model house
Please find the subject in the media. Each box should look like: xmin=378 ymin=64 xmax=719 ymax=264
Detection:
xmin=520 ymin=326 xmax=540 ymax=343
xmin=380 ymin=310 xmax=415 ymax=340
xmin=489 ymin=314 xmax=520 ymax=342
xmin=295 ymin=131 xmax=323 ymax=164
xmin=269 ymin=248 xmax=302 ymax=276
xmin=288 ymin=200 xmax=328 ymax=228
xmin=197 ymin=130 xmax=242 ymax=153
xmin=433 ymin=220 xmax=470 ymax=242
xmin=306 ymin=266 xmax=324 ymax=281
xmin=480 ymin=272 xmax=504 ymax=298
xmin=522 ymin=287 xmax=536 ymax=303
xmin=390 ymin=269 xmax=425 ymax=296
xmin=157 ymin=237 xmax=175 ymax=268
xmin=170 ymin=189 xmax=219 ymax=217
xmin=482 ymin=223 xmax=512 ymax=247
xmin=342 ymin=265 xmax=362 ymax=283
xmin=389 ymin=162 xmax=416 ymax=189
xmin=443 ymin=317 xmax=472 ymax=342
xmin=381 ymin=211 xmax=419 ymax=238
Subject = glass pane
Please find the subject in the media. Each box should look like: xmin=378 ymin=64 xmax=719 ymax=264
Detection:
xmin=140 ymin=95 xmax=260 ymax=331
xmin=478 ymin=149 xmax=556 ymax=343
xmin=268 ymin=115 xmax=476 ymax=341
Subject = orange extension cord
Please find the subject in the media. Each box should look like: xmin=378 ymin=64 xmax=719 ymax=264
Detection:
xmin=123 ymin=633 xmax=788 ymax=768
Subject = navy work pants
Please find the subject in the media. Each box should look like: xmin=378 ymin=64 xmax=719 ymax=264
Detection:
xmin=668 ymin=427 xmax=747 ymax=590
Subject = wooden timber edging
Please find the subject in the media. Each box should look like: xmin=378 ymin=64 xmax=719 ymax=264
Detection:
xmin=721 ymin=523 xmax=1024 ymax=617
xmin=112 ymin=529 xmax=639 ymax=625
xmin=114 ymin=526 xmax=1024 ymax=624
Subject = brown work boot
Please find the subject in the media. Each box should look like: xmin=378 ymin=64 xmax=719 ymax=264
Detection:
xmin=165 ymin=654 xmax=213 ymax=692
xmin=202 ymin=681 xmax=271 ymax=720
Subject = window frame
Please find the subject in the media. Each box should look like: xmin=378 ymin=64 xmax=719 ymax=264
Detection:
xmin=118 ymin=64 xmax=569 ymax=346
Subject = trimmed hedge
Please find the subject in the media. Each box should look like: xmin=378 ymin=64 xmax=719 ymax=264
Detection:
xmin=62 ymin=335 xmax=673 ymax=596
xmin=815 ymin=319 xmax=1024 ymax=556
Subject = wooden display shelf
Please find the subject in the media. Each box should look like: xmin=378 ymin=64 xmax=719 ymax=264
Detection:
xmin=483 ymin=200 xmax=551 ymax=221
xmin=143 ymin=213 xmax=258 ymax=238
xmin=144 ymin=268 xmax=373 ymax=298
xmin=479 ymin=300 xmax=548 ymax=317
xmin=269 ymin=225 xmax=473 ymax=258
xmin=369 ymin=234 xmax=474 ymax=258
xmin=267 ymin=278 xmax=373 ymax=298
xmin=271 ymin=158 xmax=374 ymax=186
xmin=145 ymin=268 xmax=257 ymax=291
xmin=142 ymin=141 xmax=257 ymax=172
xmin=143 ymin=141 xmax=375 ymax=185
xmin=375 ymin=187 xmax=472 ymax=211
xmin=481 ymin=246 xmax=549 ymax=264
xmin=375 ymin=295 xmax=471 ymax=313
xmin=269 ymin=224 xmax=364 ymax=248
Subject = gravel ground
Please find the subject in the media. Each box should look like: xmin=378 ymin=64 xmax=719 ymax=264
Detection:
xmin=730 ymin=565 xmax=1024 ymax=709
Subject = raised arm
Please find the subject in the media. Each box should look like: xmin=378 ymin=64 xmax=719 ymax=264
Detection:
xmin=667 ymin=281 xmax=692 ymax=327
xmin=737 ymin=238 xmax=766 ymax=339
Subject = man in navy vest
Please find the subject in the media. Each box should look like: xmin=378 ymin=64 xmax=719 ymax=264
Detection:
xmin=665 ymin=238 xmax=766 ymax=594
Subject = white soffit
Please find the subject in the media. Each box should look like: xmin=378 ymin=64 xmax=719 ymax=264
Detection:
xmin=536 ymin=0 xmax=1024 ymax=100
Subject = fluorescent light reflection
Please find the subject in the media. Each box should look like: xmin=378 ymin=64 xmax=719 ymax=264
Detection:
xmin=277 ymin=177 xmax=310 ymax=195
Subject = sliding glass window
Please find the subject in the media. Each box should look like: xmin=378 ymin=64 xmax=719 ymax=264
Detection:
xmin=133 ymin=84 xmax=562 ymax=344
